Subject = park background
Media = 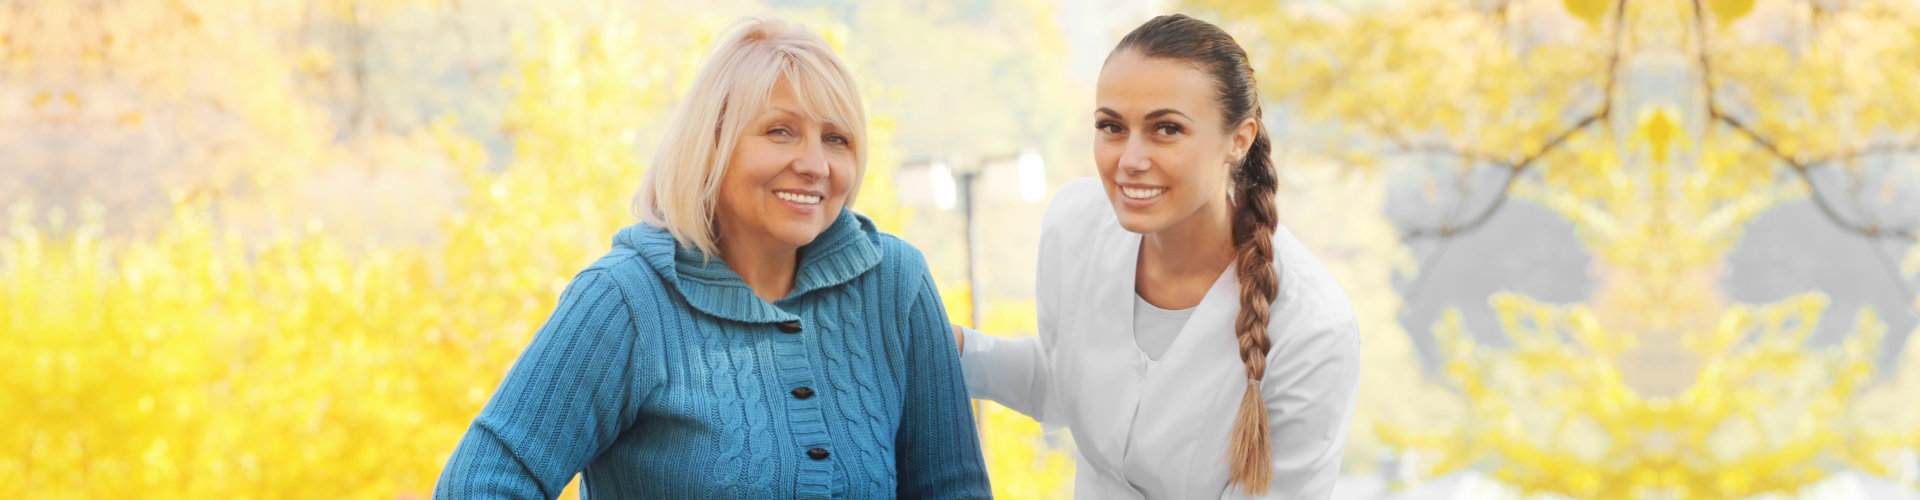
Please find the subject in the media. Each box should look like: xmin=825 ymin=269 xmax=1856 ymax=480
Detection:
xmin=4 ymin=0 xmax=1920 ymax=498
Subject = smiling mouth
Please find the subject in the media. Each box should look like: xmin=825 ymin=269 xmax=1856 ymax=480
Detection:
xmin=1120 ymin=186 xmax=1168 ymax=200
xmin=776 ymin=190 xmax=823 ymax=205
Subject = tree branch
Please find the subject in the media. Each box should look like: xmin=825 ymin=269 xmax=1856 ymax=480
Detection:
xmin=1806 ymin=141 xmax=1920 ymax=166
xmin=1694 ymin=0 xmax=1919 ymax=241
xmin=1398 ymin=0 xmax=1626 ymax=241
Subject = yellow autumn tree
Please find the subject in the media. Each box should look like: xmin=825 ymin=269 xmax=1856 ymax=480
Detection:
xmin=0 ymin=1 xmax=698 ymax=496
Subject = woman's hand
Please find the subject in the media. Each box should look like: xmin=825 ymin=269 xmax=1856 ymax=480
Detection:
xmin=950 ymin=323 xmax=965 ymax=353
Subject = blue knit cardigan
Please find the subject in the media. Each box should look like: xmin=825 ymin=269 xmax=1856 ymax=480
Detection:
xmin=435 ymin=209 xmax=991 ymax=499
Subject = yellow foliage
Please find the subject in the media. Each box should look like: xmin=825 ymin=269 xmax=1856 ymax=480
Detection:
xmin=1384 ymin=293 xmax=1898 ymax=498
xmin=1185 ymin=0 xmax=1920 ymax=496
xmin=0 ymin=6 xmax=664 ymax=495
xmin=1632 ymin=105 xmax=1686 ymax=165
xmin=1709 ymin=0 xmax=1757 ymax=28
xmin=977 ymin=401 xmax=1076 ymax=499
xmin=1564 ymin=0 xmax=1611 ymax=29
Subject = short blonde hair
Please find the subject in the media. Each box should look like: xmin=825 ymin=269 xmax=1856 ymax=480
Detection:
xmin=633 ymin=17 xmax=868 ymax=257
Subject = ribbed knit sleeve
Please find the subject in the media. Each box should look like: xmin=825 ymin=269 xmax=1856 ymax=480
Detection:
xmin=434 ymin=269 xmax=653 ymax=499
xmin=893 ymin=255 xmax=993 ymax=499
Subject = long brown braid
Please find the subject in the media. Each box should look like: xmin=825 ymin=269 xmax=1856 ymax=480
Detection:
xmin=1112 ymin=14 xmax=1279 ymax=495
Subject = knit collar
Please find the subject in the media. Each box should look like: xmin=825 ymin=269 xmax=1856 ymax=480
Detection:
xmin=615 ymin=207 xmax=884 ymax=324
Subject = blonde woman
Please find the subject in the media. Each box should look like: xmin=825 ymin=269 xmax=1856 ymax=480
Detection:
xmin=437 ymin=18 xmax=990 ymax=499
xmin=956 ymin=15 xmax=1360 ymax=499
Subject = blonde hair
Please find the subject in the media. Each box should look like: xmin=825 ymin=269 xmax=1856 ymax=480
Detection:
xmin=633 ymin=17 xmax=868 ymax=257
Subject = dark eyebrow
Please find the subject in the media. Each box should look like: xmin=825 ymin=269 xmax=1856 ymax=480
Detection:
xmin=1144 ymin=108 xmax=1190 ymax=121
xmin=1096 ymin=108 xmax=1191 ymax=121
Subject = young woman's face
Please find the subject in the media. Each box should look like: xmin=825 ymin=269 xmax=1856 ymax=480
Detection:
xmin=714 ymin=78 xmax=858 ymax=252
xmin=1093 ymin=49 xmax=1247 ymax=235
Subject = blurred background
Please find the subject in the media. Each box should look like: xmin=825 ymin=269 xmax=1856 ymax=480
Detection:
xmin=3 ymin=0 xmax=1919 ymax=498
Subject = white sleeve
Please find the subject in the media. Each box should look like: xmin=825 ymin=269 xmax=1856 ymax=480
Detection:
xmin=1226 ymin=316 xmax=1361 ymax=500
xmin=958 ymin=326 xmax=1052 ymax=421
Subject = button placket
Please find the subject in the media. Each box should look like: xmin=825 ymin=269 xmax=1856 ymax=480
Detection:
xmin=767 ymin=313 xmax=836 ymax=496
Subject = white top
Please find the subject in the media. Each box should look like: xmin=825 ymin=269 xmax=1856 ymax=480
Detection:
xmin=1133 ymin=295 xmax=1193 ymax=361
xmin=961 ymin=177 xmax=1361 ymax=499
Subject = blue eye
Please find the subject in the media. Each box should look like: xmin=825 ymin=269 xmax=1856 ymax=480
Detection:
xmin=825 ymin=134 xmax=850 ymax=147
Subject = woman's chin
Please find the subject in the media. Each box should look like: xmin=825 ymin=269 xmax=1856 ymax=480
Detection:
xmin=1113 ymin=211 xmax=1170 ymax=236
xmin=766 ymin=224 xmax=827 ymax=249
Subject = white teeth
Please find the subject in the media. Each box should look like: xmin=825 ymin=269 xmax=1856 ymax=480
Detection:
xmin=1121 ymin=186 xmax=1167 ymax=199
xmin=776 ymin=191 xmax=822 ymax=205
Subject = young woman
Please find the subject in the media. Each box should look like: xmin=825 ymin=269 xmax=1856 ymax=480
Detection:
xmin=956 ymin=14 xmax=1360 ymax=499
xmin=436 ymin=18 xmax=990 ymax=499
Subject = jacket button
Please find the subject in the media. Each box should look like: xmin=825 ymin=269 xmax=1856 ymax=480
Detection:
xmin=776 ymin=320 xmax=803 ymax=334
xmin=806 ymin=447 xmax=830 ymax=460
xmin=791 ymin=387 xmax=815 ymax=399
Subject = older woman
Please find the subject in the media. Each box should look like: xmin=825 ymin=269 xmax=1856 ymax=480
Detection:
xmin=435 ymin=18 xmax=990 ymax=499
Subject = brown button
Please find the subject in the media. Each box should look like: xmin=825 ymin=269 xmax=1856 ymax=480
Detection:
xmin=791 ymin=387 xmax=815 ymax=399
xmin=806 ymin=448 xmax=829 ymax=460
xmin=776 ymin=320 xmax=803 ymax=334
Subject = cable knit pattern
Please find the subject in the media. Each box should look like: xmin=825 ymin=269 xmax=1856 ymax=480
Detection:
xmin=435 ymin=208 xmax=990 ymax=499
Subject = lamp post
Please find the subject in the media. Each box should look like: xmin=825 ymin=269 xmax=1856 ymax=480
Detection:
xmin=895 ymin=151 xmax=1047 ymax=330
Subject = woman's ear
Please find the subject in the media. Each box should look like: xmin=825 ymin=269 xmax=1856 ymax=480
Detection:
xmin=1230 ymin=117 xmax=1259 ymax=161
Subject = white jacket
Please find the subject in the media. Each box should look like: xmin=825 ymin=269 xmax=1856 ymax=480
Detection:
xmin=961 ymin=178 xmax=1361 ymax=499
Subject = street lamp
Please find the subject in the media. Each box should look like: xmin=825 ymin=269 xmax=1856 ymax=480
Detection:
xmin=894 ymin=150 xmax=1048 ymax=330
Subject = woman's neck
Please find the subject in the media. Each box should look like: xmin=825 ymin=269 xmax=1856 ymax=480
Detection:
xmin=1136 ymin=197 xmax=1237 ymax=309
xmin=716 ymin=228 xmax=800 ymax=303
